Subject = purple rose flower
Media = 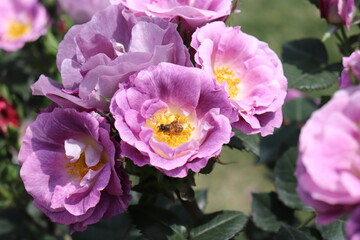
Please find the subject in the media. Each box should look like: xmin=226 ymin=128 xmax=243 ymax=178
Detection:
xmin=191 ymin=21 xmax=287 ymax=136
xmin=58 ymin=0 xmax=111 ymax=24
xmin=296 ymin=86 xmax=360 ymax=224
xmin=0 ymin=0 xmax=48 ymax=52
xmin=32 ymin=5 xmax=191 ymax=112
xmin=339 ymin=50 xmax=360 ymax=89
xmin=346 ymin=207 xmax=360 ymax=240
xmin=19 ymin=108 xmax=131 ymax=232
xmin=320 ymin=0 xmax=356 ymax=29
xmin=111 ymin=0 xmax=232 ymax=33
xmin=110 ymin=62 xmax=234 ymax=178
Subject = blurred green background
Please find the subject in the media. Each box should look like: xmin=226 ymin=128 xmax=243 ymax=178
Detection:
xmin=195 ymin=0 xmax=338 ymax=214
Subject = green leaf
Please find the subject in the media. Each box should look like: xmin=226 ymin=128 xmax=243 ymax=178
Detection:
xmin=73 ymin=212 xmax=143 ymax=240
xmin=284 ymin=63 xmax=340 ymax=91
xmin=199 ymin=157 xmax=216 ymax=174
xmin=167 ymin=225 xmax=188 ymax=240
xmin=282 ymin=38 xmax=327 ymax=72
xmin=251 ymin=192 xmax=295 ymax=232
xmin=42 ymin=31 xmax=59 ymax=56
xmin=274 ymin=147 xmax=307 ymax=209
xmin=316 ymin=219 xmax=346 ymax=240
xmin=259 ymin=124 xmax=299 ymax=165
xmin=195 ymin=190 xmax=208 ymax=212
xmin=307 ymin=0 xmax=319 ymax=8
xmin=273 ymin=225 xmax=310 ymax=240
xmin=227 ymin=130 xmax=260 ymax=156
xmin=283 ymin=97 xmax=318 ymax=123
xmin=242 ymin=220 xmax=274 ymax=240
xmin=0 ymin=218 xmax=15 ymax=235
xmin=0 ymin=207 xmax=57 ymax=240
xmin=300 ymin=227 xmax=323 ymax=240
xmin=190 ymin=211 xmax=248 ymax=240
xmin=129 ymin=205 xmax=183 ymax=240
xmin=281 ymin=38 xmax=341 ymax=91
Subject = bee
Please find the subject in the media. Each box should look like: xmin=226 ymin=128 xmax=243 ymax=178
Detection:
xmin=158 ymin=122 xmax=183 ymax=134
xmin=169 ymin=122 xmax=183 ymax=134
xmin=158 ymin=124 xmax=171 ymax=133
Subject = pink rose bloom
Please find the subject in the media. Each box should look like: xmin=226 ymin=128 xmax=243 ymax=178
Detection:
xmin=296 ymin=86 xmax=360 ymax=224
xmin=32 ymin=5 xmax=191 ymax=113
xmin=319 ymin=0 xmax=356 ymax=29
xmin=339 ymin=50 xmax=360 ymax=89
xmin=0 ymin=0 xmax=48 ymax=52
xmin=58 ymin=0 xmax=111 ymax=24
xmin=19 ymin=108 xmax=131 ymax=232
xmin=110 ymin=63 xmax=234 ymax=178
xmin=111 ymin=0 xmax=232 ymax=33
xmin=191 ymin=21 xmax=287 ymax=136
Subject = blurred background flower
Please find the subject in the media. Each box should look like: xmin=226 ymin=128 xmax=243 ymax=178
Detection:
xmin=0 ymin=96 xmax=19 ymax=136
xmin=58 ymin=0 xmax=110 ymax=24
xmin=0 ymin=0 xmax=48 ymax=52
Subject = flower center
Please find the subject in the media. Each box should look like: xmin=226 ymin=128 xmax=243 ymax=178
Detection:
xmin=214 ymin=67 xmax=241 ymax=98
xmin=65 ymin=151 xmax=108 ymax=179
xmin=147 ymin=110 xmax=194 ymax=148
xmin=7 ymin=20 xmax=31 ymax=40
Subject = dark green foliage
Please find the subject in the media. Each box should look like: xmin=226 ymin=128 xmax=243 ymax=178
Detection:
xmin=273 ymin=225 xmax=311 ymax=240
xmin=282 ymin=38 xmax=342 ymax=91
xmin=129 ymin=205 xmax=184 ymax=240
xmin=190 ymin=211 xmax=248 ymax=240
xmin=227 ymin=130 xmax=260 ymax=157
xmin=282 ymin=38 xmax=328 ymax=72
xmin=274 ymin=148 xmax=307 ymax=209
xmin=251 ymin=192 xmax=296 ymax=232
xmin=259 ymin=124 xmax=300 ymax=165
xmin=73 ymin=212 xmax=143 ymax=240
xmin=284 ymin=63 xmax=340 ymax=91
xmin=282 ymin=97 xmax=318 ymax=123
xmin=316 ymin=219 xmax=346 ymax=240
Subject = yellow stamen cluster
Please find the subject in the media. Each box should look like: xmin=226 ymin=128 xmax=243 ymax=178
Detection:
xmin=147 ymin=110 xmax=194 ymax=148
xmin=7 ymin=20 xmax=31 ymax=40
xmin=214 ymin=66 xmax=241 ymax=99
xmin=65 ymin=152 xmax=108 ymax=179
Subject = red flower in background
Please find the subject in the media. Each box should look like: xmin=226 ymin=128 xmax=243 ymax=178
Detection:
xmin=0 ymin=97 xmax=19 ymax=135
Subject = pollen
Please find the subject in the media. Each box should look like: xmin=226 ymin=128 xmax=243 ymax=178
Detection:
xmin=214 ymin=66 xmax=241 ymax=99
xmin=147 ymin=110 xmax=194 ymax=148
xmin=6 ymin=20 xmax=31 ymax=40
xmin=65 ymin=152 xmax=108 ymax=180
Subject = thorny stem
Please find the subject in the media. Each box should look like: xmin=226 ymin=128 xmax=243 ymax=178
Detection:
xmin=297 ymin=212 xmax=316 ymax=229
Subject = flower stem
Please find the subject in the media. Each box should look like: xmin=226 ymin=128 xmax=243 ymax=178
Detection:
xmin=340 ymin=25 xmax=353 ymax=55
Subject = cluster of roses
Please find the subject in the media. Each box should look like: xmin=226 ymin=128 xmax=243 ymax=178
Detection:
xmin=17 ymin=0 xmax=288 ymax=233
xmin=295 ymin=1 xmax=360 ymax=240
